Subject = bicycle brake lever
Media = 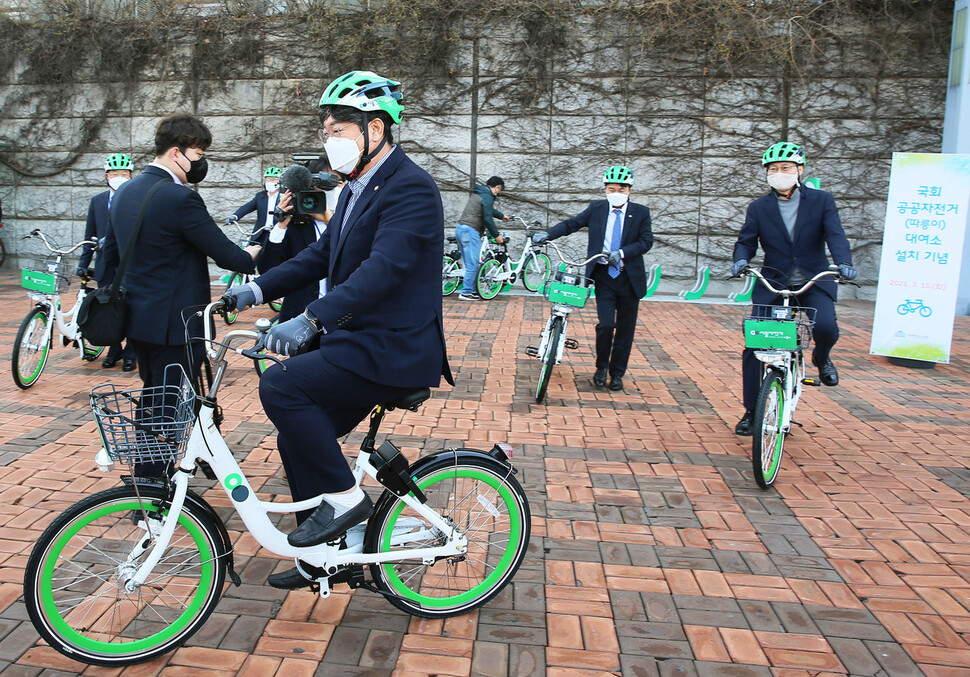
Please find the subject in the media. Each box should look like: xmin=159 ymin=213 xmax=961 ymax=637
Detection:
xmin=241 ymin=334 xmax=287 ymax=371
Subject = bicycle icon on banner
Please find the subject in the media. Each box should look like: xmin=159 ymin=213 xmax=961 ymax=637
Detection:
xmin=897 ymin=299 xmax=932 ymax=317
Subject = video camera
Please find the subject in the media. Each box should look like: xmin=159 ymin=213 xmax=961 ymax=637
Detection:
xmin=275 ymin=153 xmax=342 ymax=219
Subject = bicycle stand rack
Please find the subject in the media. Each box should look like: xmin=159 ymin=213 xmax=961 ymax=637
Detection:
xmin=564 ymin=339 xmax=579 ymax=349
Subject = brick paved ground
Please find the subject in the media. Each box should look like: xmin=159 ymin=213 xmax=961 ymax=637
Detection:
xmin=0 ymin=270 xmax=969 ymax=676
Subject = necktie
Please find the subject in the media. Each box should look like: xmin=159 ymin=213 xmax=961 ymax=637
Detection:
xmin=609 ymin=209 xmax=623 ymax=278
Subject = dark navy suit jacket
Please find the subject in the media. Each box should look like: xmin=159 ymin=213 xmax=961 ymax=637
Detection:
xmin=79 ymin=190 xmax=111 ymax=283
xmin=103 ymin=165 xmax=256 ymax=345
xmin=254 ymin=147 xmax=454 ymax=389
xmin=546 ymin=200 xmax=654 ymax=297
xmin=233 ymin=191 xmax=276 ymax=244
xmin=733 ymin=185 xmax=853 ymax=301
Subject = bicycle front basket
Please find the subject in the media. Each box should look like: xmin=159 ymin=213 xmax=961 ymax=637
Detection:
xmin=544 ymin=269 xmax=592 ymax=308
xmin=742 ymin=305 xmax=817 ymax=350
xmin=21 ymin=260 xmax=69 ymax=294
xmin=91 ymin=367 xmax=197 ymax=466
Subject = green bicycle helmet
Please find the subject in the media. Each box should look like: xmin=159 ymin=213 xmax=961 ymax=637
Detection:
xmin=104 ymin=153 xmax=132 ymax=171
xmin=264 ymin=166 xmax=282 ymax=178
xmin=603 ymin=165 xmax=634 ymax=186
xmin=319 ymin=71 xmax=405 ymax=124
xmin=762 ymin=142 xmax=805 ymax=166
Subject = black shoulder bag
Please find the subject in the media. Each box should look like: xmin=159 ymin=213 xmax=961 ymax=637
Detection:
xmin=77 ymin=179 xmax=170 ymax=347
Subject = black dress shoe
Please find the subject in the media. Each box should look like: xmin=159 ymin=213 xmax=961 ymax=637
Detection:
xmin=287 ymin=494 xmax=374 ymax=548
xmin=812 ymin=354 xmax=839 ymax=386
xmin=122 ymin=359 xmax=137 ymax=372
xmin=735 ymin=410 xmax=755 ymax=436
xmin=609 ymin=377 xmax=623 ymax=391
xmin=102 ymin=356 xmax=119 ymax=369
xmin=593 ymin=368 xmax=607 ymax=387
xmin=267 ymin=561 xmax=325 ymax=590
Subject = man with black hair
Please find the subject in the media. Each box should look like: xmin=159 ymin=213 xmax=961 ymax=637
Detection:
xmin=454 ymin=175 xmax=510 ymax=300
xmin=103 ymin=114 xmax=260 ymax=391
xmin=224 ymin=71 xmax=453 ymax=589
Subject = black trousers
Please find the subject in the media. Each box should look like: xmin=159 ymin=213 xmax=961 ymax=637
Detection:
xmin=741 ymin=286 xmax=839 ymax=411
xmin=259 ymin=350 xmax=415 ymax=523
xmin=591 ymin=266 xmax=640 ymax=379
xmin=105 ymin=342 xmax=136 ymax=362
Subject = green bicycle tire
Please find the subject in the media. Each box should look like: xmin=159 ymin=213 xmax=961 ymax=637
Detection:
xmin=752 ymin=368 xmax=786 ymax=489
xmin=442 ymin=256 xmax=461 ymax=296
xmin=223 ymin=274 xmax=243 ymax=325
xmin=521 ymin=253 xmax=551 ymax=292
xmin=12 ymin=306 xmax=51 ymax=389
xmin=476 ymin=259 xmax=503 ymax=300
xmin=364 ymin=454 xmax=531 ymax=618
xmin=23 ymin=485 xmax=227 ymax=666
xmin=536 ymin=316 xmax=563 ymax=403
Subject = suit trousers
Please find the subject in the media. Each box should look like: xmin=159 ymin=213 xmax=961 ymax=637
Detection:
xmin=741 ymin=286 xmax=839 ymax=411
xmin=105 ymin=342 xmax=136 ymax=362
xmin=591 ymin=266 xmax=640 ymax=378
xmin=259 ymin=350 xmax=415 ymax=523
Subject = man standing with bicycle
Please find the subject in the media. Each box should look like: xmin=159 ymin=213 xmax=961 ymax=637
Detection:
xmin=455 ymin=176 xmax=509 ymax=300
xmin=731 ymin=142 xmax=857 ymax=436
xmin=532 ymin=165 xmax=653 ymax=391
xmin=224 ymin=71 xmax=453 ymax=589
xmin=78 ymin=153 xmax=137 ymax=371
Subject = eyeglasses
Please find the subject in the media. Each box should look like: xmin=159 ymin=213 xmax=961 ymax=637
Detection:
xmin=318 ymin=123 xmax=358 ymax=143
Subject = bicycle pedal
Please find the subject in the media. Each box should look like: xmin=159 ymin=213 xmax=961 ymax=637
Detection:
xmin=564 ymin=338 xmax=579 ymax=349
xmin=525 ymin=346 xmax=539 ymax=357
xmin=801 ymin=378 xmax=821 ymax=387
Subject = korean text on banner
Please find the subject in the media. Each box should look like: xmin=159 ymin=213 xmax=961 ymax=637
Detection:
xmin=870 ymin=153 xmax=970 ymax=363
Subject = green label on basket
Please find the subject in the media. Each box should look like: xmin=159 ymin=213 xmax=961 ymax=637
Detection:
xmin=744 ymin=319 xmax=798 ymax=349
xmin=546 ymin=281 xmax=590 ymax=307
xmin=21 ymin=269 xmax=57 ymax=294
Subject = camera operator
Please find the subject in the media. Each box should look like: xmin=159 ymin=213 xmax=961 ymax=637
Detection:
xmin=262 ymin=157 xmax=344 ymax=321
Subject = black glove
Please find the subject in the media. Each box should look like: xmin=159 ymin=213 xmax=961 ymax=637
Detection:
xmin=75 ymin=266 xmax=87 ymax=278
xmin=730 ymin=259 xmax=749 ymax=277
xmin=222 ymin=284 xmax=256 ymax=312
xmin=607 ymin=250 xmax=622 ymax=267
xmin=265 ymin=312 xmax=319 ymax=357
xmin=225 ymin=215 xmax=239 ymax=226
xmin=838 ymin=263 xmax=858 ymax=281
xmin=531 ymin=231 xmax=549 ymax=245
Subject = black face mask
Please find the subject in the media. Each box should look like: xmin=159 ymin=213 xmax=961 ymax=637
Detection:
xmin=178 ymin=149 xmax=208 ymax=183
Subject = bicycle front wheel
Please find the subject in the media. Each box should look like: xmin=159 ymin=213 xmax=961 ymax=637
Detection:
xmin=752 ymin=369 xmax=786 ymax=489
xmin=365 ymin=453 xmax=531 ymax=618
xmin=442 ymin=256 xmax=461 ymax=296
xmin=12 ymin=306 xmax=51 ymax=389
xmin=476 ymin=259 xmax=503 ymax=299
xmin=536 ymin=316 xmax=563 ymax=403
xmin=24 ymin=486 xmax=227 ymax=666
xmin=269 ymin=298 xmax=283 ymax=312
xmin=521 ymin=253 xmax=551 ymax=292
xmin=223 ymin=274 xmax=243 ymax=325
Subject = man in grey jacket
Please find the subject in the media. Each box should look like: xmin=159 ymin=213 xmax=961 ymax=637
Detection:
xmin=454 ymin=176 xmax=509 ymax=300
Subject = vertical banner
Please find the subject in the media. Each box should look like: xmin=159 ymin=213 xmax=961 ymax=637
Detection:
xmin=870 ymin=153 xmax=970 ymax=363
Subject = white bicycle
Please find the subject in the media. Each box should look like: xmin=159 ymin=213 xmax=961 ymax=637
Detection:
xmin=12 ymin=229 xmax=104 ymax=389
xmin=23 ymin=300 xmax=531 ymax=666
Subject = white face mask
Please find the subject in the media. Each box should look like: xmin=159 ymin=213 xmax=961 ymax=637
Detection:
xmin=264 ymin=180 xmax=279 ymax=193
xmin=606 ymin=192 xmax=628 ymax=208
xmin=767 ymin=172 xmax=799 ymax=192
xmin=324 ymin=131 xmax=364 ymax=175
xmin=325 ymin=184 xmax=343 ymax=212
xmin=107 ymin=176 xmax=128 ymax=191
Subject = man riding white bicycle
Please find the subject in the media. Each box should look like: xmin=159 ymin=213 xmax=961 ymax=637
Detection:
xmin=224 ymin=70 xmax=453 ymax=590
xmin=731 ymin=142 xmax=857 ymax=435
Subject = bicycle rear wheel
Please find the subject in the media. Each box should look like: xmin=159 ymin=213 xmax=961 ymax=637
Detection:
xmin=365 ymin=453 xmax=530 ymax=618
xmin=752 ymin=369 xmax=786 ymax=489
xmin=521 ymin=253 xmax=551 ymax=292
xmin=442 ymin=256 xmax=461 ymax=296
xmin=12 ymin=306 xmax=51 ymax=389
xmin=24 ymin=485 xmax=227 ymax=666
xmin=536 ymin=316 xmax=563 ymax=403
xmin=476 ymin=259 xmax=503 ymax=299
xmin=223 ymin=274 xmax=243 ymax=325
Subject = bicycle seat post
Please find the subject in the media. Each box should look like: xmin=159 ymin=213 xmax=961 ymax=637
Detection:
xmin=361 ymin=405 xmax=388 ymax=454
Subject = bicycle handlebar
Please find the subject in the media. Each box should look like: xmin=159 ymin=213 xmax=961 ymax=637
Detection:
xmin=25 ymin=229 xmax=98 ymax=256
xmin=199 ymin=300 xmax=285 ymax=370
xmin=738 ymin=266 xmax=844 ymax=297
xmin=546 ymin=240 xmax=608 ymax=269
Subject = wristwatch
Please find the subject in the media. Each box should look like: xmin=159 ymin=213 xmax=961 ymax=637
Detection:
xmin=303 ymin=309 xmax=322 ymax=331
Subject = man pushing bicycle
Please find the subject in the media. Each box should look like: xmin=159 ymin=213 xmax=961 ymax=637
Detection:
xmin=731 ymin=142 xmax=857 ymax=436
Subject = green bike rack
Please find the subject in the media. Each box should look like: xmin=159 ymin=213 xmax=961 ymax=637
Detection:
xmin=729 ymin=275 xmax=755 ymax=303
xmin=679 ymin=266 xmax=710 ymax=301
xmin=642 ymin=264 xmax=661 ymax=299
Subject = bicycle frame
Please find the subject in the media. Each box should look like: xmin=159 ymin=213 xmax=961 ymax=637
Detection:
xmin=119 ymin=302 xmax=467 ymax=597
xmin=483 ymin=218 xmax=546 ymax=286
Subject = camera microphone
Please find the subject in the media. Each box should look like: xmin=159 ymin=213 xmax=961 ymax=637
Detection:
xmin=278 ymin=164 xmax=313 ymax=194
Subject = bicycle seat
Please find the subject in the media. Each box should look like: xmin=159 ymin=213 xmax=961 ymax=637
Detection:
xmin=446 ymin=236 xmax=457 ymax=243
xmin=384 ymin=388 xmax=431 ymax=411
